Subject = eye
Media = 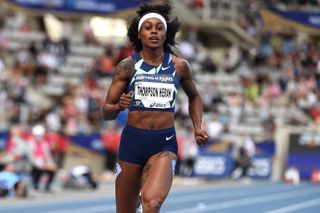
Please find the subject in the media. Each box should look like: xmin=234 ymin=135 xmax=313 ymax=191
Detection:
xmin=157 ymin=26 xmax=164 ymax=31
xmin=145 ymin=26 xmax=152 ymax=30
xmin=143 ymin=22 xmax=152 ymax=30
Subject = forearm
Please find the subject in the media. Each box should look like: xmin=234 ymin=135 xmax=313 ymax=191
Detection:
xmin=103 ymin=103 xmax=121 ymax=120
xmin=188 ymin=95 xmax=203 ymax=131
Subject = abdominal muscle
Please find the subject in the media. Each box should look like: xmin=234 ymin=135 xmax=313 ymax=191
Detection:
xmin=127 ymin=111 xmax=175 ymax=130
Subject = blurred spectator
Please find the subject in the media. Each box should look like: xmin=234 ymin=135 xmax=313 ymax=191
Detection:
xmin=62 ymin=95 xmax=79 ymax=136
xmin=14 ymin=47 xmax=36 ymax=75
xmin=286 ymin=102 xmax=309 ymax=125
xmin=2 ymin=125 xmax=30 ymax=174
xmin=280 ymin=26 xmax=296 ymax=55
xmin=52 ymin=131 xmax=69 ymax=169
xmin=201 ymin=82 xmax=221 ymax=112
xmin=61 ymin=20 xmax=72 ymax=55
xmin=45 ymin=107 xmax=62 ymax=133
xmin=243 ymin=75 xmax=259 ymax=106
xmin=28 ymin=41 xmax=39 ymax=59
xmin=37 ymin=49 xmax=58 ymax=72
xmin=178 ymin=40 xmax=196 ymax=63
xmin=193 ymin=0 xmax=203 ymax=8
xmin=201 ymin=54 xmax=217 ymax=73
xmin=310 ymin=103 xmax=320 ymax=121
xmin=263 ymin=78 xmax=282 ymax=102
xmin=116 ymin=41 xmax=134 ymax=63
xmin=261 ymin=112 xmax=276 ymax=139
xmin=62 ymin=165 xmax=98 ymax=190
xmin=223 ymin=44 xmax=242 ymax=73
xmin=83 ymin=21 xmax=99 ymax=46
xmin=44 ymin=129 xmax=70 ymax=169
xmin=259 ymin=26 xmax=272 ymax=58
xmin=231 ymin=134 xmax=256 ymax=179
xmin=94 ymin=45 xmax=116 ymax=77
xmin=28 ymin=124 xmax=56 ymax=192
xmin=206 ymin=112 xmax=224 ymax=141
xmin=179 ymin=129 xmax=199 ymax=177
xmin=0 ymin=56 xmax=6 ymax=74
xmin=226 ymin=91 xmax=243 ymax=125
xmin=0 ymin=163 xmax=28 ymax=198
xmin=0 ymin=24 xmax=8 ymax=51
xmin=101 ymin=125 xmax=120 ymax=173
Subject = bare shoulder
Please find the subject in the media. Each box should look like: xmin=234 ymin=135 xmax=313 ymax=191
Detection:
xmin=114 ymin=56 xmax=135 ymax=79
xmin=172 ymin=55 xmax=192 ymax=79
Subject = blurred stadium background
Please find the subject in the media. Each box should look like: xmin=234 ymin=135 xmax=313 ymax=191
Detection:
xmin=0 ymin=0 xmax=319 ymax=205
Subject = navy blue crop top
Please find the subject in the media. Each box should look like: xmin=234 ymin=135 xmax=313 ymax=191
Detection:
xmin=126 ymin=52 xmax=180 ymax=112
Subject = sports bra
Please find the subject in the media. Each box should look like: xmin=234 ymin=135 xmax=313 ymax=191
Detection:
xmin=126 ymin=52 xmax=180 ymax=112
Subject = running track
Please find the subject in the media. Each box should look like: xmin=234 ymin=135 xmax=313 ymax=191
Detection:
xmin=1 ymin=181 xmax=320 ymax=213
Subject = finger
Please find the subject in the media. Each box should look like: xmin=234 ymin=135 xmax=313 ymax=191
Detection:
xmin=120 ymin=95 xmax=132 ymax=102
xmin=196 ymin=140 xmax=206 ymax=146
xmin=126 ymin=91 xmax=134 ymax=97
xmin=200 ymin=131 xmax=209 ymax=138
xmin=195 ymin=136 xmax=207 ymax=143
xmin=119 ymin=100 xmax=131 ymax=107
xmin=196 ymin=135 xmax=208 ymax=144
xmin=120 ymin=96 xmax=131 ymax=102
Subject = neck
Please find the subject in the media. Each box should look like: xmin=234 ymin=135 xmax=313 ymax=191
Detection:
xmin=141 ymin=48 xmax=164 ymax=65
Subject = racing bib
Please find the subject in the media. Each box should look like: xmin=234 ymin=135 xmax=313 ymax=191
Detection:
xmin=134 ymin=81 xmax=175 ymax=109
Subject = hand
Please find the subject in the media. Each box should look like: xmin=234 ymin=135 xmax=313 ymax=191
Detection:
xmin=194 ymin=128 xmax=209 ymax=145
xmin=118 ymin=91 xmax=133 ymax=110
xmin=46 ymin=163 xmax=57 ymax=171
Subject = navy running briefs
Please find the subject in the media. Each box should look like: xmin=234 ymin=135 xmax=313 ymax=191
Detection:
xmin=118 ymin=125 xmax=178 ymax=165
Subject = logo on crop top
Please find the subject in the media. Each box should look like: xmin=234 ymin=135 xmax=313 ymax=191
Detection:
xmin=135 ymin=101 xmax=142 ymax=106
xmin=161 ymin=66 xmax=170 ymax=71
xmin=150 ymin=102 xmax=166 ymax=108
xmin=159 ymin=76 xmax=173 ymax=83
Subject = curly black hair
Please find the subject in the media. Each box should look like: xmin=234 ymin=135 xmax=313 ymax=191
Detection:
xmin=127 ymin=2 xmax=180 ymax=54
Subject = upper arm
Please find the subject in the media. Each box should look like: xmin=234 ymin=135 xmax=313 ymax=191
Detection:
xmin=175 ymin=58 xmax=199 ymax=100
xmin=105 ymin=57 xmax=134 ymax=104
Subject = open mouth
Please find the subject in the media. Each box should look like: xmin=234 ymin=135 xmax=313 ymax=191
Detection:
xmin=149 ymin=36 xmax=160 ymax=42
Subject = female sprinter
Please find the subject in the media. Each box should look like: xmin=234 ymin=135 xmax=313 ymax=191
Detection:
xmin=103 ymin=3 xmax=208 ymax=213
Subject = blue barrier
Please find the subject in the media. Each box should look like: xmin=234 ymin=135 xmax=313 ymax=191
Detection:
xmin=193 ymin=152 xmax=233 ymax=178
xmin=193 ymin=151 xmax=273 ymax=179
xmin=287 ymin=133 xmax=320 ymax=180
xmin=8 ymin=0 xmax=149 ymax=14
xmin=69 ymin=133 xmax=106 ymax=154
xmin=0 ymin=132 xmax=9 ymax=150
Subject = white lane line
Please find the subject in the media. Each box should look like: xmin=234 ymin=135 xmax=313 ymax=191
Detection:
xmin=166 ymin=184 xmax=313 ymax=205
xmin=43 ymin=204 xmax=115 ymax=213
xmin=165 ymin=187 xmax=320 ymax=213
xmin=170 ymin=181 xmax=276 ymax=195
xmin=266 ymin=198 xmax=320 ymax=213
xmin=0 ymin=196 xmax=113 ymax=209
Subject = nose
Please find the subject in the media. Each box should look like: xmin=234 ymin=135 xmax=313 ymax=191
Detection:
xmin=151 ymin=26 xmax=158 ymax=34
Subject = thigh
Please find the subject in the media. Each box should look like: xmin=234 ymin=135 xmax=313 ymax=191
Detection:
xmin=116 ymin=160 xmax=143 ymax=213
xmin=32 ymin=167 xmax=42 ymax=178
xmin=141 ymin=151 xmax=177 ymax=203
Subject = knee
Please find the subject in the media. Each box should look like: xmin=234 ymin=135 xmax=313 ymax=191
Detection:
xmin=141 ymin=193 xmax=165 ymax=212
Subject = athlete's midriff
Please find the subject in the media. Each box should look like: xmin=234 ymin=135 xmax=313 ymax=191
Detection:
xmin=127 ymin=111 xmax=174 ymax=130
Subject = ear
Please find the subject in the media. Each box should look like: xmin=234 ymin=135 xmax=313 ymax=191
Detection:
xmin=138 ymin=32 xmax=141 ymax=39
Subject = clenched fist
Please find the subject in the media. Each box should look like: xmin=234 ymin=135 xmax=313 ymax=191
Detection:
xmin=194 ymin=128 xmax=209 ymax=145
xmin=118 ymin=91 xmax=133 ymax=110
